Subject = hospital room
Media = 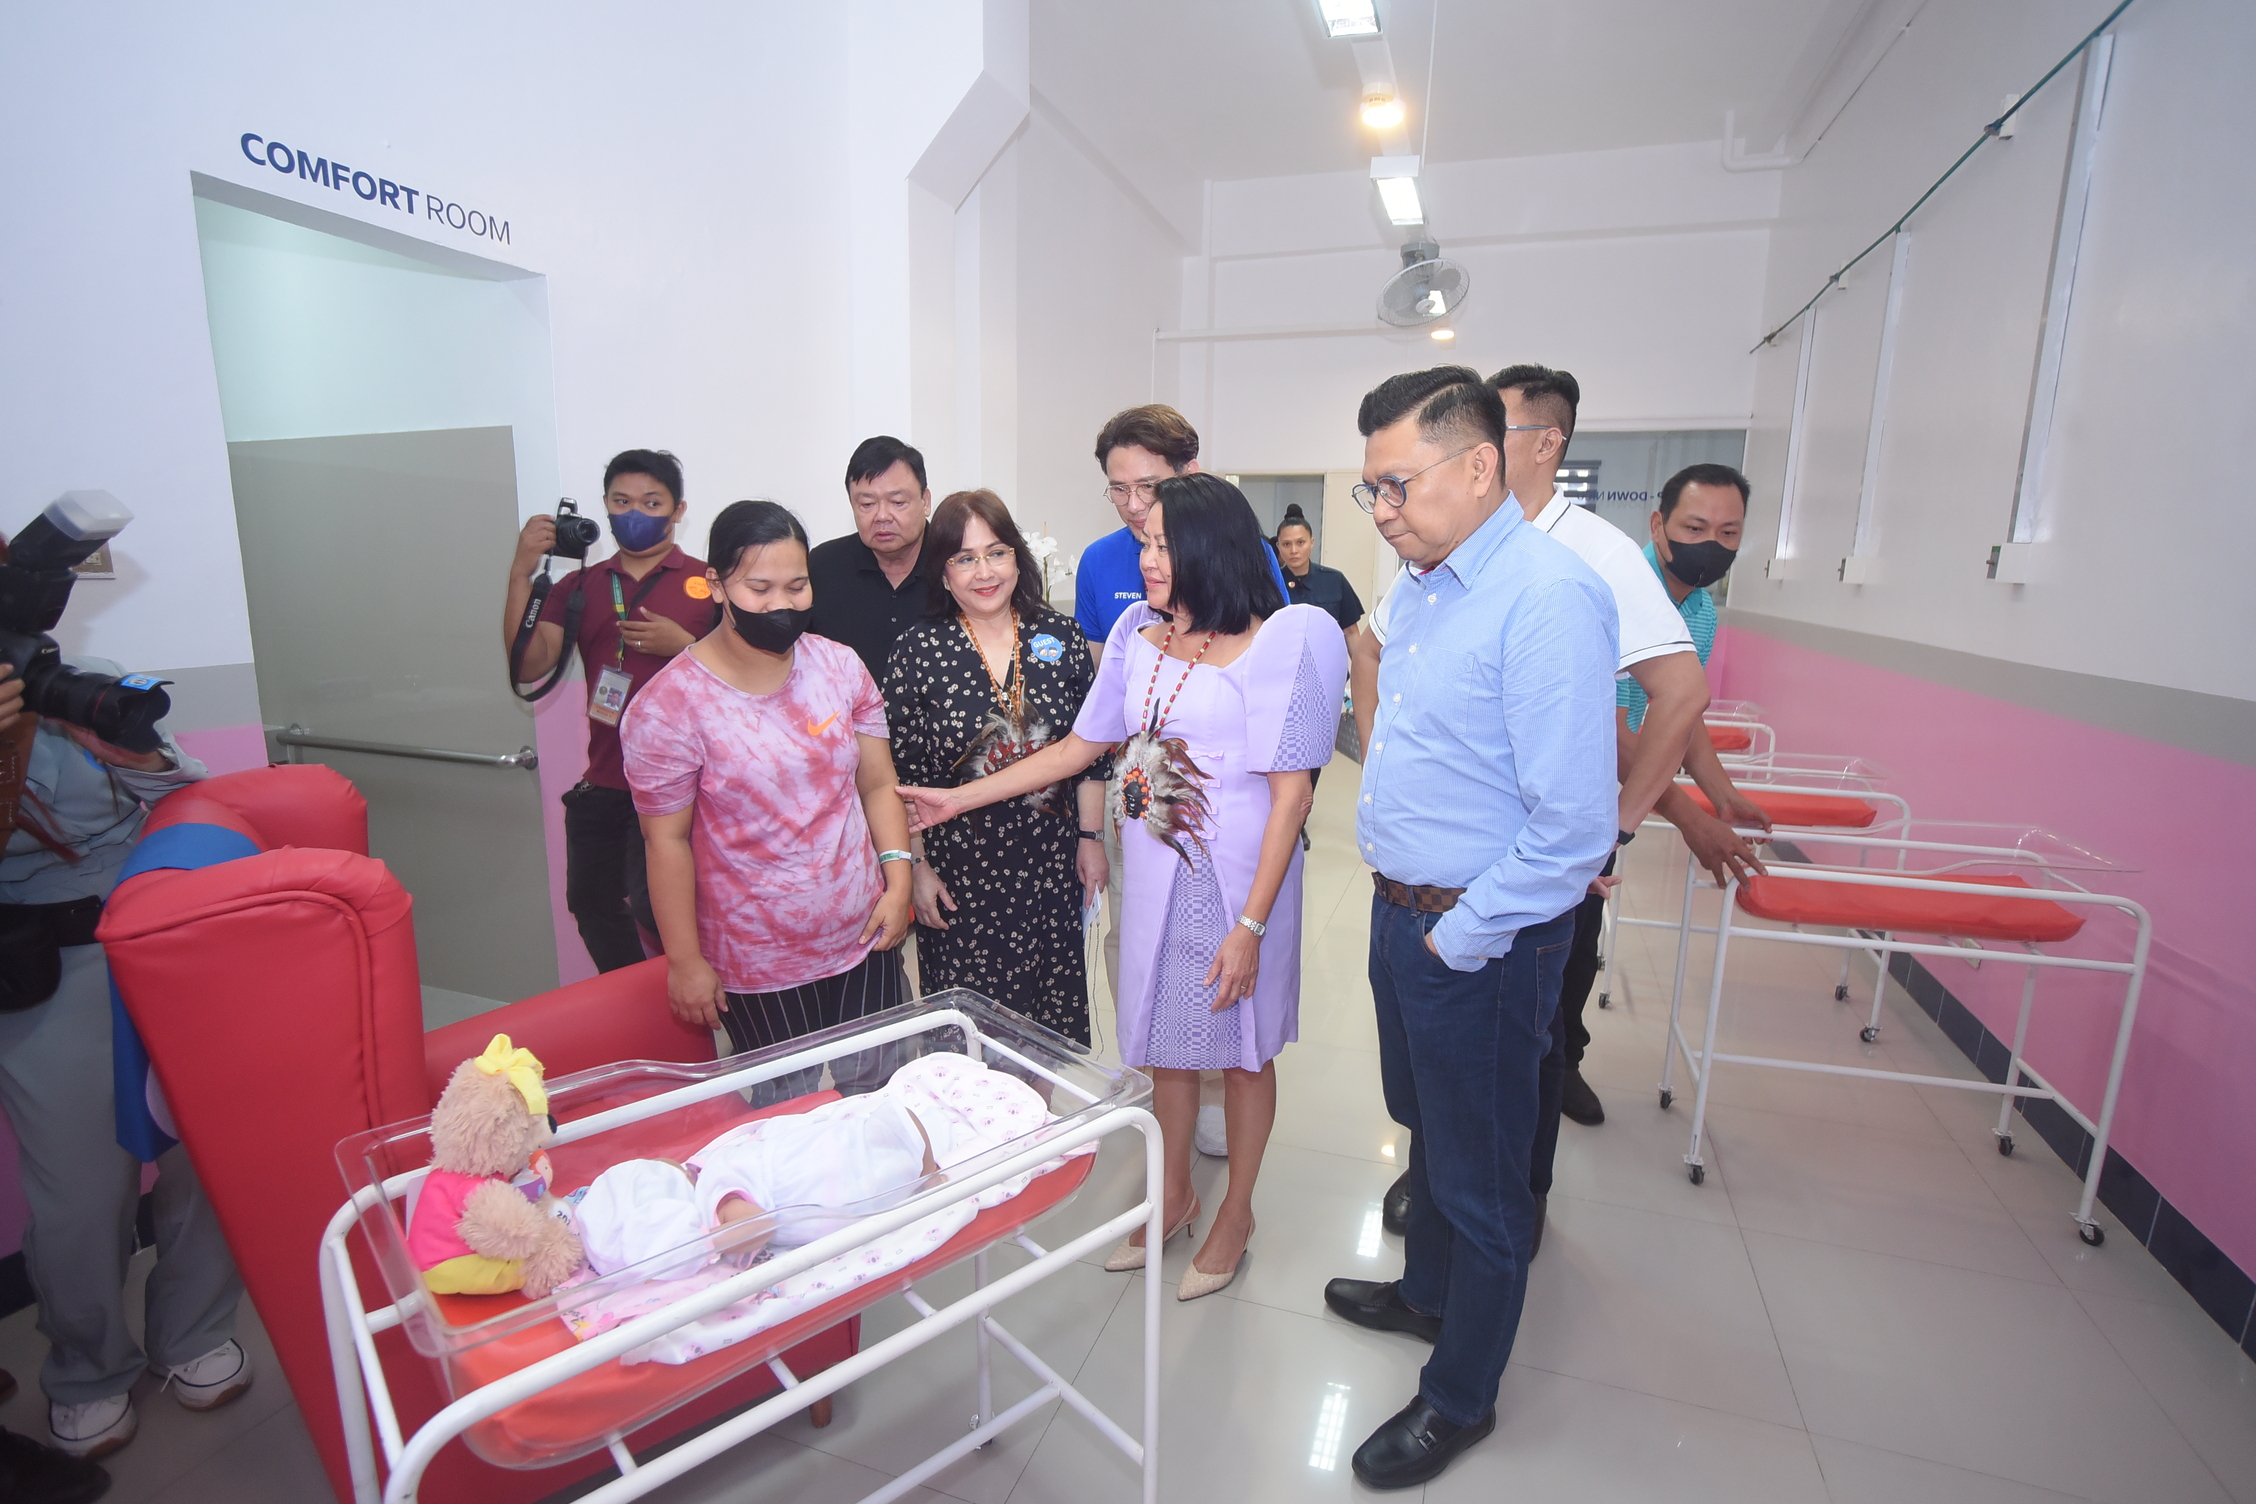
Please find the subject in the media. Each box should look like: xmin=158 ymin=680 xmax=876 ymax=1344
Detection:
xmin=3 ymin=0 xmax=2252 ymax=1500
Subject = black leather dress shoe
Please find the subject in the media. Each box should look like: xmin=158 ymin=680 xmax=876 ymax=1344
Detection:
xmin=1351 ymin=1393 xmax=1496 ymax=1489
xmin=1381 ymin=1171 xmax=1411 ymax=1236
xmin=1562 ymin=1066 xmax=1606 ymax=1125
xmin=1323 ymin=1278 xmax=1442 ymax=1343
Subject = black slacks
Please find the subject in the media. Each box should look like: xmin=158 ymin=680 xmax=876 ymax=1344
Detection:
xmin=561 ymin=782 xmax=656 ymax=973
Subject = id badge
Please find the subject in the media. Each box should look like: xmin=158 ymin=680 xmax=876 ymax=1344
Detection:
xmin=588 ymin=665 xmax=634 ymax=726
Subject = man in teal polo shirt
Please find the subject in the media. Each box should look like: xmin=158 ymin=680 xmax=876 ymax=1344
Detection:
xmin=1622 ymin=463 xmax=1772 ymax=854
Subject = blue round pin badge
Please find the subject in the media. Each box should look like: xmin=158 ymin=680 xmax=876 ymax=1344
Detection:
xmin=1029 ymin=633 xmax=1065 ymax=664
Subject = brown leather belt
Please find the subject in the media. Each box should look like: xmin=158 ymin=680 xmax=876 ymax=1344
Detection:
xmin=1373 ymin=873 xmax=1465 ymax=913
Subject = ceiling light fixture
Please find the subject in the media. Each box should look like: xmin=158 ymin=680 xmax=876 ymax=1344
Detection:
xmin=1429 ymin=325 xmax=1455 ymax=341
xmin=1371 ymin=155 xmax=1423 ymax=226
xmin=1361 ymin=92 xmax=1405 ymax=129
xmin=1319 ymin=0 xmax=1381 ymax=38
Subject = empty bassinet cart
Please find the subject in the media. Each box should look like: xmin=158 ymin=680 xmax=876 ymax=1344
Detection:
xmin=1656 ymin=826 xmax=2148 ymax=1245
xmin=321 ymin=992 xmax=1165 ymax=1504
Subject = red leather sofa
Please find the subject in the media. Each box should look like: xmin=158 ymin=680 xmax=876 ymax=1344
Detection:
xmin=96 ymin=764 xmax=857 ymax=1504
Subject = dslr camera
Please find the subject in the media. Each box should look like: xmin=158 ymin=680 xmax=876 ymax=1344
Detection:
xmin=0 ymin=491 xmax=171 ymax=752
xmin=548 ymin=497 xmax=602 ymax=561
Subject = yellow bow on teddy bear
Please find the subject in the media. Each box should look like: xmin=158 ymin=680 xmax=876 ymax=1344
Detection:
xmin=474 ymin=1034 xmax=548 ymax=1117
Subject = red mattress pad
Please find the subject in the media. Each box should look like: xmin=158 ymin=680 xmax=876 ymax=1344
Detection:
xmin=1738 ymin=872 xmax=2086 ymax=944
xmin=1687 ymin=786 xmax=1877 ymax=829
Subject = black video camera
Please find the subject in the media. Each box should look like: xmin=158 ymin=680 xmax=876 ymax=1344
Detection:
xmin=549 ymin=497 xmax=602 ymax=561
xmin=0 ymin=492 xmax=171 ymax=753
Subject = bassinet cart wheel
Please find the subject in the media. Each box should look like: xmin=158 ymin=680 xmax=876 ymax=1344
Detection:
xmin=1859 ymin=1026 xmax=1880 ymax=1043
xmin=2079 ymin=1222 xmax=2105 ymax=1247
xmin=1834 ymin=985 xmax=1850 ymax=1001
xmin=1687 ymin=1163 xmax=1705 ymax=1186
xmin=1659 ymin=1088 xmax=1673 ymax=1110
xmin=1997 ymin=1136 xmax=2014 ymax=1157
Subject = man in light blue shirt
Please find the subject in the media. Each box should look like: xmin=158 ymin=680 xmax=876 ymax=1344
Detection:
xmin=1322 ymin=368 xmax=1617 ymax=1489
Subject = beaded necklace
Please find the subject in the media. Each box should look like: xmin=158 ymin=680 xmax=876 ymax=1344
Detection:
xmin=1138 ymin=620 xmax=1218 ymax=735
xmin=960 ymin=606 xmax=1023 ymax=726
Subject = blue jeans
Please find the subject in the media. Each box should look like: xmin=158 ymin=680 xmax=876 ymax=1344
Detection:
xmin=1369 ymin=896 xmax=1574 ymax=1426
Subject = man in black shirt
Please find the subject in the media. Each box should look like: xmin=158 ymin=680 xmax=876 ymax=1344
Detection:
xmin=808 ymin=436 xmax=934 ymax=683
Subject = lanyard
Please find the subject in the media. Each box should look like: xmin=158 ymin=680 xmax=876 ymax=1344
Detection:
xmin=609 ymin=566 xmax=669 ymax=666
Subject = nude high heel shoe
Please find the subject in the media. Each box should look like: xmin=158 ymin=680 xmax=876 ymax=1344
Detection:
xmin=1104 ymin=1197 xmax=1199 ymax=1272
xmin=1177 ymin=1221 xmax=1252 ymax=1302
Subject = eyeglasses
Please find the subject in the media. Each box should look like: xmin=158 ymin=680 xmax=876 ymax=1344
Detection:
xmin=1351 ymin=447 xmax=1471 ymax=514
xmin=1103 ymin=479 xmax=1164 ymax=506
xmin=946 ymin=545 xmax=1016 ymax=572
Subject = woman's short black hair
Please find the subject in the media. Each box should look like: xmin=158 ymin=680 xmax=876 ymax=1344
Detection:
xmin=707 ymin=499 xmax=808 ymax=581
xmin=1151 ymin=474 xmax=1285 ymax=635
xmin=923 ymin=489 xmax=1047 ymax=620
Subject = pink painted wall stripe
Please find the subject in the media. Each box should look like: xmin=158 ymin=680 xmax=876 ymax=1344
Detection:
xmin=1716 ymin=624 xmax=2256 ymax=1272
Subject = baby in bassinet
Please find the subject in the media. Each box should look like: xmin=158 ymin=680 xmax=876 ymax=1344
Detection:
xmin=573 ymin=1051 xmax=1053 ymax=1282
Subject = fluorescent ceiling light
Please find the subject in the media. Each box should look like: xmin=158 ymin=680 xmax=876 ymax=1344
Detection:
xmin=1319 ymin=0 xmax=1381 ymax=38
xmin=1375 ymin=177 xmax=1424 ymax=224
xmin=1361 ymin=93 xmax=1405 ymax=128
xmin=1430 ymin=326 xmax=1455 ymax=341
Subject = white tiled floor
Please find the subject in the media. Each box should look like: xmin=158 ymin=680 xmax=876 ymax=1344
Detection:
xmin=7 ymin=771 xmax=2255 ymax=1502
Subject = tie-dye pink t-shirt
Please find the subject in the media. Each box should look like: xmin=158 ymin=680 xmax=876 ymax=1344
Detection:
xmin=621 ymin=636 xmax=891 ymax=994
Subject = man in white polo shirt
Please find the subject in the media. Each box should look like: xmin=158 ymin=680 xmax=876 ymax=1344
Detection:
xmin=1489 ymin=364 xmax=1709 ymax=1182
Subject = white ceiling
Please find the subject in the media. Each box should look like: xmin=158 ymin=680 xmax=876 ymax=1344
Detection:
xmin=1033 ymin=0 xmax=1884 ymax=242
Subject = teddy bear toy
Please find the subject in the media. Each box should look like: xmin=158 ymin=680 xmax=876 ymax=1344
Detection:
xmin=406 ymin=1034 xmax=585 ymax=1299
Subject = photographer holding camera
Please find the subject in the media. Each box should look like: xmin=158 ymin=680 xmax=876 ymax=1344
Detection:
xmin=0 ymin=501 xmax=252 ymax=1475
xmin=501 ymin=450 xmax=712 ymax=972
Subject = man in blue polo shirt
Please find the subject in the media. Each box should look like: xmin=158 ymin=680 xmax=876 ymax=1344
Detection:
xmin=1074 ymin=404 xmax=1291 ymax=657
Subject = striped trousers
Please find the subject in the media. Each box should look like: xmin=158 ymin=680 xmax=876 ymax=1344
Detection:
xmin=723 ymin=946 xmax=912 ymax=1105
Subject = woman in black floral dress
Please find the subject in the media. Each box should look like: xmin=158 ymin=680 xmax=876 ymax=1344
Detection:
xmin=883 ymin=490 xmax=1110 ymax=1044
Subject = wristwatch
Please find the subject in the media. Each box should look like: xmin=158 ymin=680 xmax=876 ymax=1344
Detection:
xmin=1236 ymin=915 xmax=1267 ymax=937
xmin=1078 ymin=829 xmax=1103 ymax=842
xmin=1617 ymin=828 xmax=1637 ymax=847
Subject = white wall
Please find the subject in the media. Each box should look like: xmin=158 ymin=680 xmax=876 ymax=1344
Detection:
xmin=0 ymin=0 xmax=939 ymax=691
xmin=1182 ymin=141 xmax=1780 ymax=475
xmin=1737 ymin=0 xmax=2256 ymax=703
xmin=1013 ymin=106 xmax=1190 ymax=562
xmin=193 ymin=198 xmax=558 ymax=483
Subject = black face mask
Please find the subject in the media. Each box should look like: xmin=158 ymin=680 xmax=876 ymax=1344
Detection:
xmin=1660 ymin=537 xmax=1738 ymax=590
xmin=724 ymin=599 xmax=811 ymax=654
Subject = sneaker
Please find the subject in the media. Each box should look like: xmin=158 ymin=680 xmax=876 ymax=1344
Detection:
xmin=0 ymin=1427 xmax=111 ymax=1504
xmin=47 ymin=1396 xmax=134 ymax=1461
xmin=161 ymin=1340 xmax=251 ymax=1412
xmin=1194 ymin=1103 xmax=1229 ymax=1158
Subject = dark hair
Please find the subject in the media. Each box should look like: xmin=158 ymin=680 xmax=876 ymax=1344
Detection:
xmin=844 ymin=435 xmax=928 ymax=493
xmin=1094 ymin=405 xmax=1199 ymax=471
xmin=1275 ymin=503 xmax=1314 ymax=539
xmin=1659 ymin=462 xmax=1752 ymax=517
xmin=603 ymin=449 xmax=684 ymax=505
xmin=1356 ymin=366 xmax=1507 ymax=453
xmin=922 ymin=490 xmax=1047 ymax=620
xmin=1151 ymin=474 xmax=1284 ymax=635
xmin=1488 ymin=364 xmax=1581 ymax=443
xmin=707 ymin=499 xmax=808 ymax=581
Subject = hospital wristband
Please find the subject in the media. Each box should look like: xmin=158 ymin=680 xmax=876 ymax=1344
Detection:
xmin=877 ymin=849 xmax=915 ymax=865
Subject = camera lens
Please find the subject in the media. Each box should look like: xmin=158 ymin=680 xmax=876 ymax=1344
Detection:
xmin=22 ymin=659 xmax=172 ymax=754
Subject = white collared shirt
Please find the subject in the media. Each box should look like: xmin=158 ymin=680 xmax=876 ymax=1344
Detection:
xmin=1367 ymin=488 xmax=1693 ymax=678
xmin=1528 ymin=487 xmax=1693 ymax=677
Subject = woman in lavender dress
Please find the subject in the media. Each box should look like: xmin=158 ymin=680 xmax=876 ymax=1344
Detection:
xmin=900 ymin=475 xmax=1348 ymax=1301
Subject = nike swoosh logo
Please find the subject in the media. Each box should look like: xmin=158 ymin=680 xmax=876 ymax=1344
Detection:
xmin=806 ymin=714 xmax=838 ymax=736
